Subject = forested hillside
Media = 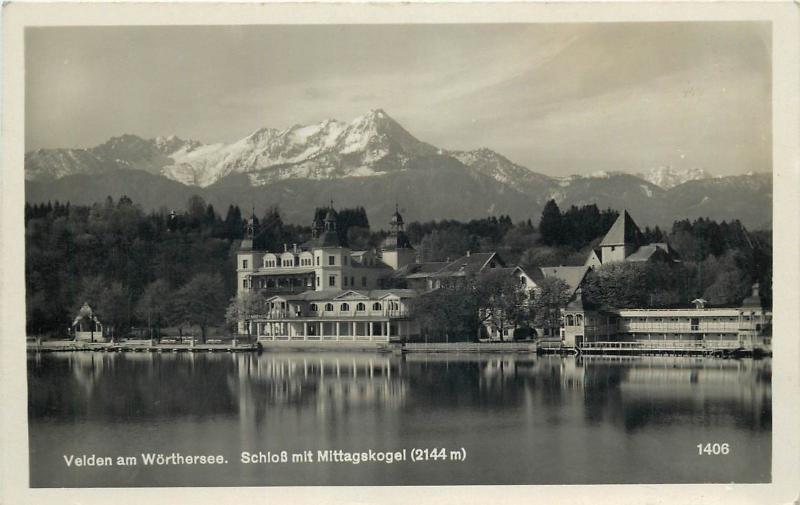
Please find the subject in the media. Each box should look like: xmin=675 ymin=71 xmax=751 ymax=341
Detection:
xmin=24 ymin=196 xmax=771 ymax=337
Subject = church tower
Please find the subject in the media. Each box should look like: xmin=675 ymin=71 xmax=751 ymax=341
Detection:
xmin=598 ymin=210 xmax=642 ymax=264
xmin=381 ymin=205 xmax=415 ymax=270
xmin=237 ymin=211 xmax=259 ymax=296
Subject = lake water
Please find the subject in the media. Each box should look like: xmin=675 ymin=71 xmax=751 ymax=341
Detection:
xmin=27 ymin=351 xmax=771 ymax=487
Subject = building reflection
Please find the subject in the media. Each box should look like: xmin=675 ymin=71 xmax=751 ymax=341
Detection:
xmin=28 ymin=351 xmax=771 ymax=436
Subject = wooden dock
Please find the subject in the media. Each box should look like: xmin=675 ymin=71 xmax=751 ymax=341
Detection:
xmin=577 ymin=341 xmax=755 ymax=357
xmin=27 ymin=339 xmax=259 ymax=353
xmin=402 ymin=342 xmax=537 ymax=353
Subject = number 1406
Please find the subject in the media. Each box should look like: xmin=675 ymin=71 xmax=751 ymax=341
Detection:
xmin=697 ymin=443 xmax=730 ymax=455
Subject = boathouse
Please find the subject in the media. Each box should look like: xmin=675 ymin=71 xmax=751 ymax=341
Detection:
xmin=71 ymin=303 xmax=107 ymax=342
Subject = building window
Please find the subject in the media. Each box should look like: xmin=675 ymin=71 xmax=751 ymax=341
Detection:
xmin=242 ymin=259 xmax=248 ymax=269
xmin=341 ymin=303 xmax=350 ymax=311
xmin=316 ymin=276 xmax=320 ymax=287
xmin=356 ymin=303 xmax=365 ymax=312
xmin=329 ymin=275 xmax=336 ymax=287
xmin=316 ymin=256 xmax=320 ymax=266
xmin=328 ymin=255 xmax=335 ymax=266
xmin=242 ymin=279 xmax=248 ymax=289
xmin=362 ymin=277 xmax=367 ymax=287
xmin=389 ymin=301 xmax=399 ymax=311
xmin=344 ymin=277 xmax=349 ymax=287
xmin=373 ymin=302 xmax=382 ymax=311
xmin=324 ymin=303 xmax=334 ymax=312
xmin=310 ymin=303 xmax=318 ymax=312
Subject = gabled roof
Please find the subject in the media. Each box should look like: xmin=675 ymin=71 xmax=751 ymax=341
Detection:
xmin=296 ymin=289 xmax=344 ymax=301
xmin=538 ymin=266 xmax=590 ymax=296
xmin=485 ymin=265 xmax=532 ymax=280
xmin=371 ymin=289 xmax=418 ymax=299
xmin=393 ymin=261 xmax=449 ymax=279
xmin=584 ymin=248 xmax=602 ymax=267
xmin=333 ymin=290 xmax=371 ymax=300
xmin=433 ymin=252 xmax=504 ymax=278
xmin=599 ymin=210 xmax=642 ymax=247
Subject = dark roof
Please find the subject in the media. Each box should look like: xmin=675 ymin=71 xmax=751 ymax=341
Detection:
xmin=390 ymin=209 xmax=404 ymax=226
xmin=599 ymin=210 xmax=642 ymax=247
xmin=393 ymin=261 xmax=448 ymax=279
xmin=381 ymin=231 xmax=413 ymax=251
xmin=740 ymin=283 xmax=763 ymax=308
xmin=306 ymin=230 xmax=342 ymax=248
xmin=433 ymin=252 xmax=504 ymax=278
xmin=625 ymin=243 xmax=677 ymax=263
xmin=484 ymin=265 xmax=530 ymax=279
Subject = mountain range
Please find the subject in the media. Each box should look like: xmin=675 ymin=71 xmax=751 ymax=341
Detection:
xmin=25 ymin=109 xmax=772 ymax=229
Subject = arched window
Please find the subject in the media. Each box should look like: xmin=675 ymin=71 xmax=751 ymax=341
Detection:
xmin=356 ymin=303 xmax=365 ymax=312
xmin=576 ymin=315 xmax=583 ymax=326
xmin=340 ymin=303 xmax=350 ymax=312
xmin=309 ymin=303 xmax=318 ymax=312
xmin=372 ymin=302 xmax=382 ymax=311
xmin=389 ymin=301 xmax=399 ymax=310
xmin=324 ymin=303 xmax=334 ymax=312
xmin=566 ymin=315 xmax=575 ymax=326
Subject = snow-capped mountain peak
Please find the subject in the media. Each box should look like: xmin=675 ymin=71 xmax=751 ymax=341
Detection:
xmin=638 ymin=166 xmax=711 ymax=189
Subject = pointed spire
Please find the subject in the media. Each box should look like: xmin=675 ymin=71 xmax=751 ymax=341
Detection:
xmin=599 ymin=209 xmax=642 ymax=247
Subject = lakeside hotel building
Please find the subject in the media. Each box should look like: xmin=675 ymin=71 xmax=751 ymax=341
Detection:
xmin=235 ymin=208 xmax=771 ymax=351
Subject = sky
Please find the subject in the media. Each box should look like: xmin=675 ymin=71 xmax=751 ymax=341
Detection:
xmin=25 ymin=22 xmax=771 ymax=177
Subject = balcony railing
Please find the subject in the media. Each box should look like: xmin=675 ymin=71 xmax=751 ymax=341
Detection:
xmin=255 ymin=309 xmax=410 ymax=320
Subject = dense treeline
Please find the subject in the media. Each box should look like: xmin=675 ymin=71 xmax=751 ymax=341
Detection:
xmin=24 ymin=197 xmax=381 ymax=337
xmin=25 ymin=196 xmax=771 ymax=337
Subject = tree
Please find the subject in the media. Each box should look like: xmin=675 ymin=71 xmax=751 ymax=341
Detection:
xmin=419 ymin=228 xmax=475 ymax=262
xmin=474 ymin=270 xmax=528 ymax=341
xmin=703 ymin=270 xmax=751 ymax=306
xmin=538 ymin=200 xmax=563 ymax=246
xmin=173 ymin=273 xmax=226 ymax=343
xmin=583 ymin=262 xmax=687 ymax=309
xmin=186 ymin=195 xmax=208 ymax=228
xmin=95 ymin=282 xmax=129 ymax=341
xmin=225 ymin=291 xmax=268 ymax=340
xmin=408 ymin=287 xmax=476 ymax=342
xmin=136 ymin=280 xmax=172 ymax=341
xmin=529 ymin=277 xmax=571 ymax=337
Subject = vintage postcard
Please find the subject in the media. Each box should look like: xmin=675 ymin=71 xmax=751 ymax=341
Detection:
xmin=1 ymin=2 xmax=798 ymax=504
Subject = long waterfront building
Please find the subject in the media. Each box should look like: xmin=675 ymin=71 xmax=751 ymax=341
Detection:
xmin=235 ymin=207 xmax=771 ymax=352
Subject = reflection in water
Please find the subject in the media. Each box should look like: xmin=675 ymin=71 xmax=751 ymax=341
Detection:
xmin=28 ymin=351 xmax=771 ymax=487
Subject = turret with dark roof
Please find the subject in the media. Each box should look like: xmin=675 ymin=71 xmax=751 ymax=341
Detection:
xmin=381 ymin=205 xmax=413 ymax=251
xmin=300 ymin=205 xmax=343 ymax=249
xmin=593 ymin=209 xmax=676 ymax=265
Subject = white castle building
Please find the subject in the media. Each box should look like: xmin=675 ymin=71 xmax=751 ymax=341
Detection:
xmin=236 ymin=206 xmax=422 ymax=344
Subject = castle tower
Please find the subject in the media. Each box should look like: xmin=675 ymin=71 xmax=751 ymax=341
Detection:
xmin=324 ymin=207 xmax=337 ymax=233
xmin=311 ymin=213 xmax=324 ymax=239
xmin=237 ymin=211 xmax=259 ymax=297
xmin=599 ymin=210 xmax=642 ymax=264
xmin=381 ymin=204 xmax=415 ymax=270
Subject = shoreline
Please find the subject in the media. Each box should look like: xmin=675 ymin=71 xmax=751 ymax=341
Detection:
xmin=26 ymin=339 xmax=770 ymax=358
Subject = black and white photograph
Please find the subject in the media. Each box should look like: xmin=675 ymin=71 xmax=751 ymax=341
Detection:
xmin=1 ymin=2 xmax=799 ymax=504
